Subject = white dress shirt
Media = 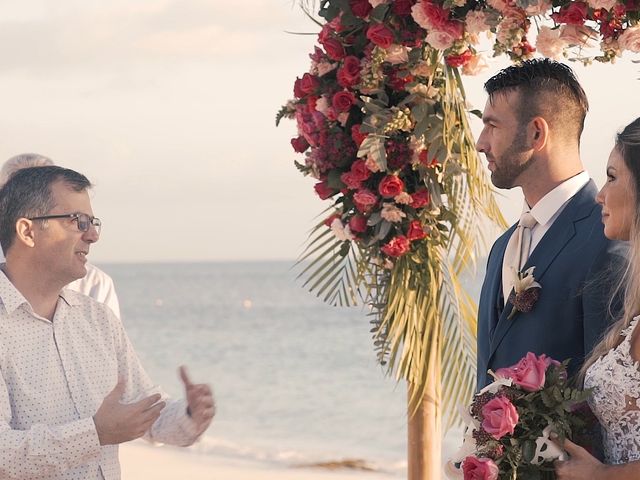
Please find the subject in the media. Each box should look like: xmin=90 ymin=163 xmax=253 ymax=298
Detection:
xmin=0 ymin=270 xmax=206 ymax=479
xmin=501 ymin=171 xmax=590 ymax=302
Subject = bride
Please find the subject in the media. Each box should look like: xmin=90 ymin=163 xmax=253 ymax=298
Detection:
xmin=555 ymin=116 xmax=640 ymax=479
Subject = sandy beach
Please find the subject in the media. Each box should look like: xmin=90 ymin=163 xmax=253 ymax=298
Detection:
xmin=120 ymin=441 xmax=401 ymax=480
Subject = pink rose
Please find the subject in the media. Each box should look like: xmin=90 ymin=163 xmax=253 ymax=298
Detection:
xmin=314 ymin=181 xmax=335 ymax=200
xmin=378 ymin=175 xmax=405 ymax=198
xmin=321 ymin=37 xmax=346 ymax=60
xmin=350 ymin=0 xmax=373 ymax=18
xmin=332 ymin=91 xmax=356 ymax=113
xmin=353 ymin=189 xmax=378 ymax=212
xmin=495 ymin=352 xmax=551 ymax=392
xmin=366 ymin=24 xmax=395 ymax=49
xmin=349 ymin=215 xmax=368 ymax=233
xmin=381 ymin=235 xmax=411 ymax=257
xmin=426 ymin=26 xmax=461 ymax=50
xmin=407 ymin=220 xmax=427 ymax=241
xmin=481 ymin=396 xmax=519 ymax=440
xmin=462 ymin=456 xmax=499 ymax=480
xmin=337 ymin=56 xmax=361 ymax=88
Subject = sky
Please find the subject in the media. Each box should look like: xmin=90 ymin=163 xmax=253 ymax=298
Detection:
xmin=0 ymin=0 xmax=638 ymax=263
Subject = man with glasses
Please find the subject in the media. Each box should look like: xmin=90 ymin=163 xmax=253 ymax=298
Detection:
xmin=0 ymin=153 xmax=122 ymax=318
xmin=0 ymin=166 xmax=214 ymax=479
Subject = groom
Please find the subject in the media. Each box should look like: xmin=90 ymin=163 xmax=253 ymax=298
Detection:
xmin=476 ymin=59 xmax=627 ymax=389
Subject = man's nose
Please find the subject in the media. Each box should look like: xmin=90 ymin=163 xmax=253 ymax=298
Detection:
xmin=82 ymin=226 xmax=100 ymax=243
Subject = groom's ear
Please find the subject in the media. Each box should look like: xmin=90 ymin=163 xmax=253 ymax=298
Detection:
xmin=528 ymin=116 xmax=549 ymax=151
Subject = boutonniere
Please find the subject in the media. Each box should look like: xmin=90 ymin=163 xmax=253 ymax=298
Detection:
xmin=507 ymin=267 xmax=541 ymax=320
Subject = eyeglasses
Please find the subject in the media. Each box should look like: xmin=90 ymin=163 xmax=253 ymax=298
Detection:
xmin=28 ymin=213 xmax=102 ymax=235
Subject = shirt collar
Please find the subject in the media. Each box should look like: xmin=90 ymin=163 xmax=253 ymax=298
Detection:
xmin=526 ymin=171 xmax=590 ymax=227
xmin=0 ymin=266 xmax=82 ymax=317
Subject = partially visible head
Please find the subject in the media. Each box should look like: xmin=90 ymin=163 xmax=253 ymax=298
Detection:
xmin=0 ymin=153 xmax=54 ymax=187
xmin=476 ymin=59 xmax=588 ymax=189
xmin=0 ymin=166 xmax=97 ymax=282
xmin=597 ymin=117 xmax=640 ymax=241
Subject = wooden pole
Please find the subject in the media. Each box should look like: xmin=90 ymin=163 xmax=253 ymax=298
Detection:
xmin=408 ymin=338 xmax=442 ymax=480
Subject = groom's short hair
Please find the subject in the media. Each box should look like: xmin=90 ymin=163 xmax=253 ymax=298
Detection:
xmin=484 ymin=59 xmax=588 ymax=144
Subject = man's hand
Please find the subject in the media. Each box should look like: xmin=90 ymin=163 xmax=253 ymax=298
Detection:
xmin=93 ymin=379 xmax=166 ymax=446
xmin=179 ymin=366 xmax=215 ymax=431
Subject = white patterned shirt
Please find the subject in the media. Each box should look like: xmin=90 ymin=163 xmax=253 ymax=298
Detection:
xmin=0 ymin=269 xmax=205 ymax=479
xmin=67 ymin=263 xmax=121 ymax=319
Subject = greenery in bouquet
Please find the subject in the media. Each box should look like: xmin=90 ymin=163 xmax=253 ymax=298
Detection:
xmin=448 ymin=352 xmax=595 ymax=480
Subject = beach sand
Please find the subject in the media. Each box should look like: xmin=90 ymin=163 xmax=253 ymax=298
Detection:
xmin=120 ymin=441 xmax=401 ymax=480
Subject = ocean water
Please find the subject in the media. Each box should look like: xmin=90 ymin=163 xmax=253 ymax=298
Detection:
xmin=103 ymin=261 xmax=423 ymax=475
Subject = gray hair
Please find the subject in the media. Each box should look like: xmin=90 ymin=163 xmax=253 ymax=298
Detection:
xmin=0 ymin=153 xmax=54 ymax=187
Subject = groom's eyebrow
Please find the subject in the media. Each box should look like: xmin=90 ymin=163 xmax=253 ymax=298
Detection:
xmin=482 ymin=115 xmax=499 ymax=125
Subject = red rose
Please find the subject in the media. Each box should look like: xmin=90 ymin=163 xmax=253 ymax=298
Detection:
xmin=314 ymin=181 xmax=335 ymax=200
xmin=337 ymin=56 xmax=361 ymax=88
xmin=349 ymin=0 xmax=373 ymax=18
xmin=323 ymin=213 xmax=341 ymax=227
xmin=462 ymin=456 xmax=499 ymax=480
xmin=332 ymin=90 xmax=356 ymax=113
xmin=353 ymin=189 xmax=378 ymax=212
xmin=291 ymin=136 xmax=310 ymax=153
xmin=419 ymin=149 xmax=438 ymax=167
xmin=392 ymin=0 xmax=414 ymax=15
xmin=350 ymin=159 xmax=371 ymax=181
xmin=340 ymin=171 xmax=362 ymax=190
xmin=387 ymin=69 xmax=413 ymax=91
xmin=349 ymin=215 xmax=368 ymax=233
xmin=381 ymin=235 xmax=411 ymax=257
xmin=378 ymin=175 xmax=405 ymax=198
xmin=406 ymin=220 xmax=427 ymax=241
xmin=366 ymin=24 xmax=395 ymax=49
xmin=321 ymin=37 xmax=346 ymax=61
xmin=445 ymin=50 xmax=472 ymax=68
xmin=351 ymin=124 xmax=368 ymax=146
xmin=299 ymin=73 xmax=320 ymax=95
xmin=409 ymin=189 xmax=430 ymax=209
xmin=551 ymin=2 xmax=588 ymax=25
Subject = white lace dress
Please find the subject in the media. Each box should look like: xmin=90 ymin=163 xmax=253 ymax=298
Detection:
xmin=585 ymin=316 xmax=640 ymax=464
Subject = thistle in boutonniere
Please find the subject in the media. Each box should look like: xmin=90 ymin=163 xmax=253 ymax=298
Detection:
xmin=507 ymin=267 xmax=541 ymax=320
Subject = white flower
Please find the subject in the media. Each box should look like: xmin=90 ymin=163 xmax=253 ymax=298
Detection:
xmin=385 ymin=44 xmax=409 ymax=65
xmin=380 ymin=203 xmax=406 ymax=223
xmin=315 ymin=95 xmax=330 ymax=116
xmin=394 ymin=192 xmax=413 ymax=205
xmin=535 ymin=26 xmax=566 ymax=60
xmin=330 ymin=218 xmax=354 ymax=241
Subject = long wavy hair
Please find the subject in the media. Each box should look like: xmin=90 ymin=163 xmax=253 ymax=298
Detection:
xmin=581 ymin=117 xmax=640 ymax=379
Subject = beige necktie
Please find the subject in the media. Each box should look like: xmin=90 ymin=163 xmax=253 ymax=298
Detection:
xmin=502 ymin=211 xmax=537 ymax=304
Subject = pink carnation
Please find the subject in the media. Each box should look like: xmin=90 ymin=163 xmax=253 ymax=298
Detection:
xmin=586 ymin=0 xmax=617 ymax=9
xmin=618 ymin=26 xmax=640 ymax=53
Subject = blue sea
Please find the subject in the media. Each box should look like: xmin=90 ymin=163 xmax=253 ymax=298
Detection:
xmin=103 ymin=261 xmax=464 ymax=476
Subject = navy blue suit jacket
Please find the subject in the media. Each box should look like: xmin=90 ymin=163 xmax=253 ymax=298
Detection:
xmin=477 ymin=181 xmax=627 ymax=389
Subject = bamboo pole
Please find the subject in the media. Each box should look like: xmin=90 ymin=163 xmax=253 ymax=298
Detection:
xmin=408 ymin=336 xmax=442 ymax=480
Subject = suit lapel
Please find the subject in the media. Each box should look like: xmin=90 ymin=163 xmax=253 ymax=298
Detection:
xmin=487 ymin=181 xmax=598 ymax=360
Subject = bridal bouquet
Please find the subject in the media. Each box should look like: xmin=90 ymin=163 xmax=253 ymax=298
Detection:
xmin=447 ymin=352 xmax=594 ymax=480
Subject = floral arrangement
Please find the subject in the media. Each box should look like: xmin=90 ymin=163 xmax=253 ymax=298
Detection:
xmin=507 ymin=267 xmax=541 ymax=319
xmin=277 ymin=0 xmax=639 ymax=426
xmin=447 ymin=352 xmax=594 ymax=480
